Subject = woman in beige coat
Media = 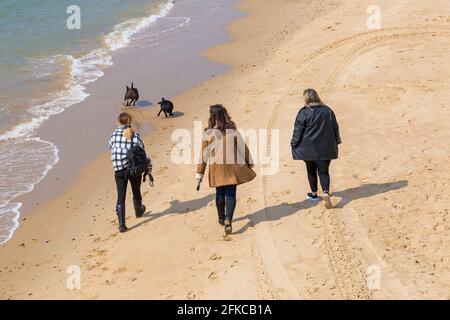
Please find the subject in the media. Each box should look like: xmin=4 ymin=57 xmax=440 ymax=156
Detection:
xmin=196 ymin=104 xmax=256 ymax=235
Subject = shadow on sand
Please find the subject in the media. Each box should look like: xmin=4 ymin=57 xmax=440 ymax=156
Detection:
xmin=171 ymin=111 xmax=184 ymax=118
xmin=136 ymin=100 xmax=153 ymax=107
xmin=128 ymin=193 xmax=214 ymax=231
xmin=233 ymin=180 xmax=408 ymax=234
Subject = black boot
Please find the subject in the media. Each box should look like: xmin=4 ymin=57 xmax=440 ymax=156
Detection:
xmin=216 ymin=197 xmax=225 ymax=225
xmin=224 ymin=198 xmax=236 ymax=235
xmin=116 ymin=205 xmax=127 ymax=233
xmin=133 ymin=198 xmax=146 ymax=218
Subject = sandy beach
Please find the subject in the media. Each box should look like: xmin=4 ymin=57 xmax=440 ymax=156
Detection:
xmin=1 ymin=0 xmax=449 ymax=300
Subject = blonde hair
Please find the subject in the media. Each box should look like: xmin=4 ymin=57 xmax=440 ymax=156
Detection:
xmin=118 ymin=112 xmax=133 ymax=139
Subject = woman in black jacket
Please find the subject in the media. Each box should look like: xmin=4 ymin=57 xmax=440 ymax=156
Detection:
xmin=291 ymin=89 xmax=341 ymax=209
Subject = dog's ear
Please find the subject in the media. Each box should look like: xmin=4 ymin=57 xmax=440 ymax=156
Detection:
xmin=131 ymin=82 xmax=134 ymax=88
xmin=126 ymin=85 xmax=129 ymax=89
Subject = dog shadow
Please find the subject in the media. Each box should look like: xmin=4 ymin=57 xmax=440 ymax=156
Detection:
xmin=171 ymin=111 xmax=184 ymax=118
xmin=128 ymin=194 xmax=214 ymax=231
xmin=135 ymin=100 xmax=153 ymax=108
xmin=233 ymin=180 xmax=408 ymax=234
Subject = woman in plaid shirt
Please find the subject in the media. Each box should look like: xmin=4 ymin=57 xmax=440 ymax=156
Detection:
xmin=109 ymin=112 xmax=150 ymax=232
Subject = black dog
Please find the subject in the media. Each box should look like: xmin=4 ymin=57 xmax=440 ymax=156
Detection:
xmin=124 ymin=82 xmax=139 ymax=106
xmin=157 ymin=97 xmax=174 ymax=117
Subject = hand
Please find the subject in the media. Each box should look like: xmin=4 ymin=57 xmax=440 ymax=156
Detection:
xmin=196 ymin=173 xmax=203 ymax=191
xmin=196 ymin=173 xmax=204 ymax=182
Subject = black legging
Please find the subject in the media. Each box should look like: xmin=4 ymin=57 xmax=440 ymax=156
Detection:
xmin=304 ymin=160 xmax=331 ymax=193
xmin=115 ymin=169 xmax=142 ymax=207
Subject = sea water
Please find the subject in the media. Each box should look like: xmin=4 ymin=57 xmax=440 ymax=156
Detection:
xmin=0 ymin=0 xmax=182 ymax=244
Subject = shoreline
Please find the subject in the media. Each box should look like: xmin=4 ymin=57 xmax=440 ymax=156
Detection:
xmin=12 ymin=0 xmax=241 ymax=220
xmin=1 ymin=0 xmax=449 ymax=300
xmin=0 ymin=0 xmax=181 ymax=245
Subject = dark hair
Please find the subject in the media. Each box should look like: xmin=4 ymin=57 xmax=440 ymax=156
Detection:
xmin=207 ymin=104 xmax=236 ymax=133
xmin=118 ymin=112 xmax=132 ymax=126
xmin=303 ymin=88 xmax=324 ymax=105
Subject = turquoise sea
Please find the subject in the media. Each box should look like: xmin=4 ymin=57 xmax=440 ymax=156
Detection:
xmin=0 ymin=0 xmax=178 ymax=243
xmin=0 ymin=0 xmax=173 ymax=133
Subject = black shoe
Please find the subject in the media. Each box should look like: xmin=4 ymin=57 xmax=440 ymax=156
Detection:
xmin=133 ymin=199 xmax=146 ymax=218
xmin=216 ymin=197 xmax=226 ymax=225
xmin=224 ymin=198 xmax=236 ymax=235
xmin=224 ymin=219 xmax=232 ymax=235
xmin=116 ymin=205 xmax=127 ymax=233
xmin=306 ymin=192 xmax=320 ymax=201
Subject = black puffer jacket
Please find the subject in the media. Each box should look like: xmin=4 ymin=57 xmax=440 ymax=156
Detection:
xmin=291 ymin=104 xmax=341 ymax=160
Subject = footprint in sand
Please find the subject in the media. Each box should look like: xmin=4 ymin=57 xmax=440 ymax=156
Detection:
xmin=87 ymin=261 xmax=103 ymax=271
xmin=113 ymin=267 xmax=127 ymax=275
xmin=104 ymin=279 xmax=115 ymax=286
xmin=187 ymin=291 xmax=196 ymax=300
xmin=208 ymin=272 xmax=218 ymax=280
xmin=209 ymin=253 xmax=222 ymax=261
xmin=95 ymin=249 xmax=107 ymax=257
xmin=222 ymin=235 xmax=233 ymax=242
xmin=246 ymin=197 xmax=257 ymax=204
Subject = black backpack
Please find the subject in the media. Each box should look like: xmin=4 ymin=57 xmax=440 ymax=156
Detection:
xmin=127 ymin=134 xmax=149 ymax=178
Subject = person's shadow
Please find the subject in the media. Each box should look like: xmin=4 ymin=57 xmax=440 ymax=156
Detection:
xmin=332 ymin=180 xmax=408 ymax=208
xmin=128 ymin=194 xmax=214 ymax=231
xmin=233 ymin=180 xmax=408 ymax=234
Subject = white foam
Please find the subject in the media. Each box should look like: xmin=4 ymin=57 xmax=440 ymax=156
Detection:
xmin=136 ymin=16 xmax=191 ymax=48
xmin=0 ymin=1 xmax=175 ymax=142
xmin=0 ymin=0 xmax=178 ymax=244
xmin=105 ymin=1 xmax=175 ymax=51
xmin=0 ymin=203 xmax=21 ymax=245
xmin=0 ymin=138 xmax=59 ymax=245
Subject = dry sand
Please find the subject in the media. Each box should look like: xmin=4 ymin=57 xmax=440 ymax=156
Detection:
xmin=1 ymin=0 xmax=449 ymax=299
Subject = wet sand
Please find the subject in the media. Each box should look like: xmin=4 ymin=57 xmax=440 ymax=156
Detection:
xmin=1 ymin=0 xmax=449 ymax=299
xmin=16 ymin=0 xmax=241 ymax=215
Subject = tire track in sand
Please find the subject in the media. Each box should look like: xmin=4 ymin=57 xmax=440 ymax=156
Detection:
xmin=318 ymin=28 xmax=449 ymax=299
xmin=255 ymin=26 xmax=449 ymax=299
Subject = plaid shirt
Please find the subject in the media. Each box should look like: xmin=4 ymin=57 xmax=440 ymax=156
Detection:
xmin=109 ymin=126 xmax=147 ymax=172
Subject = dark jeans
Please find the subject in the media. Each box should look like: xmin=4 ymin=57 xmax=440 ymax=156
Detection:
xmin=216 ymin=185 xmax=237 ymax=200
xmin=216 ymin=185 xmax=237 ymax=221
xmin=304 ymin=160 xmax=331 ymax=193
xmin=115 ymin=169 xmax=142 ymax=207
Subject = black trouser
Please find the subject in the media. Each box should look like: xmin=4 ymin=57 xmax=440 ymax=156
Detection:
xmin=115 ymin=169 xmax=142 ymax=207
xmin=304 ymin=160 xmax=331 ymax=193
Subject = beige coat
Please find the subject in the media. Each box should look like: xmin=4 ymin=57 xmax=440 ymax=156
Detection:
xmin=197 ymin=128 xmax=256 ymax=188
